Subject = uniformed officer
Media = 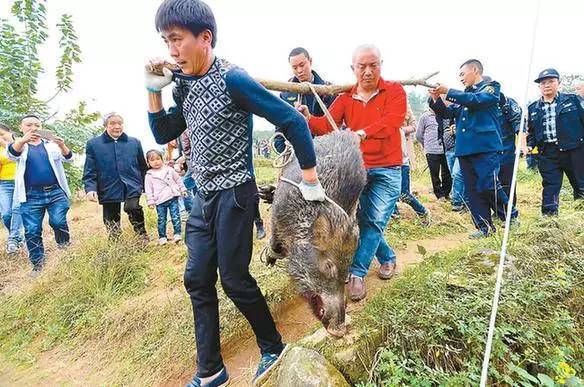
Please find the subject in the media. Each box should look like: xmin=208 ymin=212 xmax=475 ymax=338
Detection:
xmin=429 ymin=59 xmax=511 ymax=238
xmin=274 ymin=47 xmax=335 ymax=152
xmin=527 ymin=68 xmax=584 ymax=215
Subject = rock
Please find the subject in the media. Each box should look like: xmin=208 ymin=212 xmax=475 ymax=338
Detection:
xmin=275 ymin=347 xmax=350 ymax=387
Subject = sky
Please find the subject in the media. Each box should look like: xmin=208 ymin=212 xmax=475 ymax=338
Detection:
xmin=2 ymin=0 xmax=583 ymax=150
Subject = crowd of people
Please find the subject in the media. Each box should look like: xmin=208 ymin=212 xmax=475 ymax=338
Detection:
xmin=1 ymin=0 xmax=583 ymax=385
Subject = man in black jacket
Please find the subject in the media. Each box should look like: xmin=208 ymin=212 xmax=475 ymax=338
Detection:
xmin=274 ymin=47 xmax=335 ymax=152
xmin=83 ymin=112 xmax=149 ymax=238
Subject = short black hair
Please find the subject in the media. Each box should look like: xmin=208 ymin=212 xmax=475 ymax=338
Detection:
xmin=21 ymin=113 xmax=41 ymax=122
xmin=288 ymin=47 xmax=311 ymax=61
xmin=460 ymin=59 xmax=483 ymax=74
xmin=155 ymin=0 xmax=217 ymax=48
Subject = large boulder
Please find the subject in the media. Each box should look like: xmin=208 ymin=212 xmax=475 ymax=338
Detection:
xmin=258 ymin=346 xmax=350 ymax=387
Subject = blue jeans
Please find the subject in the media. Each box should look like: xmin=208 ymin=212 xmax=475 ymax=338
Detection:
xmin=350 ymin=167 xmax=401 ymax=278
xmin=445 ymin=150 xmax=468 ymax=207
xmin=156 ymin=197 xmax=181 ymax=238
xmin=20 ymin=186 xmax=70 ymax=266
xmin=396 ymin=165 xmax=427 ymax=216
xmin=0 ymin=180 xmax=23 ymax=244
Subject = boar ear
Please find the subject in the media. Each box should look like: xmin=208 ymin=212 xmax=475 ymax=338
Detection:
xmin=312 ymin=214 xmax=332 ymax=252
xmin=318 ymin=257 xmax=338 ymax=279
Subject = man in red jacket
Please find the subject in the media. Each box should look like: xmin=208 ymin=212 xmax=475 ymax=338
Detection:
xmin=298 ymin=44 xmax=407 ymax=301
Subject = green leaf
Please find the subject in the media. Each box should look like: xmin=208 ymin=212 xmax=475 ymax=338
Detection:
xmin=417 ymin=244 xmax=427 ymax=256
xmin=537 ymin=374 xmax=555 ymax=387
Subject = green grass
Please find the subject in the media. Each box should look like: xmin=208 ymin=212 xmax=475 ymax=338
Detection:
xmin=355 ymin=207 xmax=584 ymax=386
xmin=2 ymin=157 xmax=581 ymax=385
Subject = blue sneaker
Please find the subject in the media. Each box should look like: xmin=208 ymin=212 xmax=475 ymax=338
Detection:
xmin=186 ymin=367 xmax=229 ymax=387
xmin=253 ymin=345 xmax=289 ymax=385
xmin=469 ymin=230 xmax=489 ymax=239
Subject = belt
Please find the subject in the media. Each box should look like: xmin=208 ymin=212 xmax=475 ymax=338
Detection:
xmin=30 ymin=184 xmax=59 ymax=192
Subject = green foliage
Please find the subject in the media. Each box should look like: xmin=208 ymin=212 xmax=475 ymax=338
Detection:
xmin=0 ymin=234 xmax=150 ymax=361
xmin=560 ymin=73 xmax=584 ymax=94
xmin=356 ymin=208 xmax=584 ymax=386
xmin=407 ymin=90 xmax=428 ymax=119
xmin=0 ymin=0 xmax=95 ymax=194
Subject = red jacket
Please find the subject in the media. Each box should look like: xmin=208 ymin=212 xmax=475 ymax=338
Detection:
xmin=308 ymin=78 xmax=407 ymax=169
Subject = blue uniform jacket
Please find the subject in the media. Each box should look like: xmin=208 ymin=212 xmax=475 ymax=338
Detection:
xmin=430 ymin=80 xmax=503 ymax=157
xmin=499 ymin=94 xmax=522 ymax=165
xmin=527 ymin=93 xmax=584 ymax=151
xmin=83 ymin=132 xmax=148 ymax=204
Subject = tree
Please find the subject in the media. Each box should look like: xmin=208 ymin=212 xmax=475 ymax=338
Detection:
xmin=0 ymin=0 xmax=101 ymax=192
xmin=407 ymin=89 xmax=428 ymax=119
xmin=560 ymin=73 xmax=584 ymax=93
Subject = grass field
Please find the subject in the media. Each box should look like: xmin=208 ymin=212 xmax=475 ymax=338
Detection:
xmin=0 ymin=155 xmax=582 ymax=386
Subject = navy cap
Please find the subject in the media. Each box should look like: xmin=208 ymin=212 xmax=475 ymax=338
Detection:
xmin=534 ymin=68 xmax=560 ymax=83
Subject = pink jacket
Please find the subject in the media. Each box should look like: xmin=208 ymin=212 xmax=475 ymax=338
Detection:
xmin=145 ymin=166 xmax=186 ymax=206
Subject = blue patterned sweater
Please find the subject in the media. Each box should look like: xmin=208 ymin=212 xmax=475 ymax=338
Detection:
xmin=148 ymin=57 xmax=316 ymax=193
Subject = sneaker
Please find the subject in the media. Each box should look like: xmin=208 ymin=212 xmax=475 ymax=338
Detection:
xmin=158 ymin=237 xmax=168 ymax=245
xmin=186 ymin=367 xmax=229 ymax=387
xmin=253 ymin=345 xmax=289 ymax=385
xmin=6 ymin=241 xmax=19 ymax=254
xmin=256 ymin=223 xmax=266 ymax=240
xmin=30 ymin=264 xmax=43 ymax=278
xmin=348 ymin=274 xmax=366 ymax=301
xmin=451 ymin=204 xmax=464 ymax=212
xmin=173 ymin=234 xmax=182 ymax=243
xmin=419 ymin=212 xmax=431 ymax=227
xmin=469 ymin=230 xmax=489 ymax=239
xmin=378 ymin=262 xmax=396 ymax=280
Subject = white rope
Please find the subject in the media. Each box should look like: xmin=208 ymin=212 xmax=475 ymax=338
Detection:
xmin=270 ymin=132 xmax=295 ymax=169
xmin=303 ymin=82 xmax=339 ymax=131
xmin=479 ymin=1 xmax=542 ymax=385
xmin=278 ymin=176 xmax=351 ymax=220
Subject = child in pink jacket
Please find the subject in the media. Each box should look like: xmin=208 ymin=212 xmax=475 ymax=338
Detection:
xmin=145 ymin=150 xmax=187 ymax=245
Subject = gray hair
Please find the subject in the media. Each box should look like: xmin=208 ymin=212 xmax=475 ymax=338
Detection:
xmin=103 ymin=112 xmax=123 ymax=127
xmin=352 ymin=44 xmax=381 ymax=63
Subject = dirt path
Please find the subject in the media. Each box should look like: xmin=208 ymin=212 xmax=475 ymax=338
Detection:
xmin=189 ymin=232 xmax=469 ymax=387
xmin=0 ymin=199 xmax=470 ymax=386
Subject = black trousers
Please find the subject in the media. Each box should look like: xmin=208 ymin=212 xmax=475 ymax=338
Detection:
xmin=184 ymin=180 xmax=283 ymax=377
xmin=102 ymin=197 xmax=147 ymax=237
xmin=538 ymin=142 xmax=584 ymax=215
xmin=426 ymin=153 xmax=452 ymax=199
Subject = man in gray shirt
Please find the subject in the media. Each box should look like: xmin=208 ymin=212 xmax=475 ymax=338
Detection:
xmin=417 ymin=107 xmax=452 ymax=200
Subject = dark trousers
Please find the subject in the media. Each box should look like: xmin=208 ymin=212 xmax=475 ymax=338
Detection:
xmin=496 ymin=160 xmax=519 ymax=221
xmin=538 ymin=142 xmax=584 ymax=215
xmin=184 ymin=180 xmax=283 ymax=377
xmin=254 ymin=195 xmax=263 ymax=226
xmin=102 ymin=197 xmax=147 ymax=237
xmin=426 ymin=153 xmax=452 ymax=199
xmin=459 ymin=152 xmax=514 ymax=234
xmin=526 ymin=153 xmax=539 ymax=171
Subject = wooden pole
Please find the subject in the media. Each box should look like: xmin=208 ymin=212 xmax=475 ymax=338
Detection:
xmin=146 ymin=63 xmax=439 ymax=95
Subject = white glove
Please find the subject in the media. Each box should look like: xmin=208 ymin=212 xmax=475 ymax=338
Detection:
xmin=299 ymin=180 xmax=326 ymax=202
xmin=145 ymin=66 xmax=173 ymax=93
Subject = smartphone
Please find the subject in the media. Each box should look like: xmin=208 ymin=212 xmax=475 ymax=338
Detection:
xmin=35 ymin=129 xmax=57 ymax=141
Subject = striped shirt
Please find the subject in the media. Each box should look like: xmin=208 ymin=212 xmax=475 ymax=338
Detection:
xmin=542 ymin=97 xmax=558 ymax=143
